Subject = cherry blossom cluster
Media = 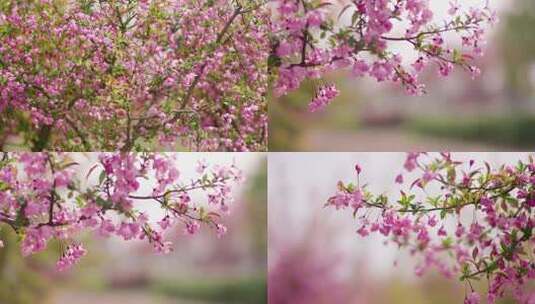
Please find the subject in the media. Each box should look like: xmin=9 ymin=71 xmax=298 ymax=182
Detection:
xmin=327 ymin=153 xmax=534 ymax=304
xmin=270 ymin=0 xmax=498 ymax=110
xmin=308 ymin=83 xmax=339 ymax=112
xmin=0 ymin=0 xmax=269 ymax=151
xmin=0 ymin=152 xmax=243 ymax=271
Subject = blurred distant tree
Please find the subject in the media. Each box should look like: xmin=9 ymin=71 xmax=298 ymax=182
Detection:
xmin=0 ymin=228 xmax=50 ymax=304
xmin=501 ymin=0 xmax=535 ymax=104
xmin=245 ymin=159 xmax=267 ymax=266
xmin=268 ymin=86 xmax=311 ymax=151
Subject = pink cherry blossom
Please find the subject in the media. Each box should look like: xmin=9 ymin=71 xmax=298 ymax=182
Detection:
xmin=328 ymin=153 xmax=534 ymax=303
xmin=308 ymin=84 xmax=340 ymax=112
xmin=464 ymin=292 xmax=480 ymax=304
xmin=271 ymin=0 xmax=496 ymax=109
xmin=56 ymin=244 xmax=87 ymax=272
xmin=0 ymin=152 xmax=243 ymax=271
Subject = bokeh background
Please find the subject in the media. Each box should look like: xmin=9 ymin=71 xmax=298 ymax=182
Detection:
xmin=0 ymin=153 xmax=267 ymax=304
xmin=268 ymin=152 xmax=534 ymax=303
xmin=269 ymin=0 xmax=535 ymax=151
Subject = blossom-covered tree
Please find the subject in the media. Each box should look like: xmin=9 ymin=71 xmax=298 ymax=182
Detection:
xmin=270 ymin=0 xmax=497 ymax=111
xmin=327 ymin=153 xmax=534 ymax=304
xmin=0 ymin=0 xmax=269 ymax=151
xmin=0 ymin=152 xmax=243 ymax=271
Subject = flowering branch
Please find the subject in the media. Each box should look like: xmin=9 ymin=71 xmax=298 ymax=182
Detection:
xmin=0 ymin=152 xmax=243 ymax=271
xmin=270 ymin=0 xmax=498 ymax=111
xmin=327 ymin=153 xmax=534 ymax=304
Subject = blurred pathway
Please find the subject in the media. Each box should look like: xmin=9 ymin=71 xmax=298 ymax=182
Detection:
xmin=51 ymin=290 xmax=209 ymax=304
xmin=301 ymin=128 xmax=506 ymax=151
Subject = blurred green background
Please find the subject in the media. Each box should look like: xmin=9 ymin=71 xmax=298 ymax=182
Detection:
xmin=269 ymin=0 xmax=535 ymax=151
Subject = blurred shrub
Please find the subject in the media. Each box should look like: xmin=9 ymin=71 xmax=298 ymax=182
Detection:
xmin=408 ymin=115 xmax=535 ymax=149
xmin=501 ymin=0 xmax=535 ymax=99
xmin=244 ymin=159 xmax=267 ymax=264
xmin=151 ymin=275 xmax=266 ymax=304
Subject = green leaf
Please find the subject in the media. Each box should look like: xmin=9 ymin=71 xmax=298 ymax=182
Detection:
xmin=0 ymin=181 xmax=9 ymax=191
xmin=95 ymin=197 xmax=112 ymax=209
xmin=442 ymin=237 xmax=453 ymax=248
xmin=267 ymin=54 xmax=281 ymax=68
xmin=99 ymin=171 xmax=106 ymax=185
